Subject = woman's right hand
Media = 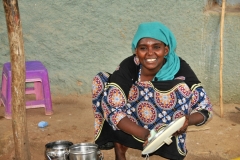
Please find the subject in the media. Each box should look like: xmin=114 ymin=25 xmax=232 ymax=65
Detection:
xmin=143 ymin=139 xmax=149 ymax=147
xmin=143 ymin=129 xmax=157 ymax=147
xmin=117 ymin=117 xmax=150 ymax=140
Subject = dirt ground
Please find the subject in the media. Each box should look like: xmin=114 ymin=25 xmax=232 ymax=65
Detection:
xmin=0 ymin=94 xmax=240 ymax=160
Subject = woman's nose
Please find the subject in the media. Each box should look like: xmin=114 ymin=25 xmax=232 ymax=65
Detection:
xmin=147 ymin=48 xmax=154 ymax=55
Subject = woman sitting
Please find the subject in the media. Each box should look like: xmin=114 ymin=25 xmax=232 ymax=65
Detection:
xmin=92 ymin=21 xmax=213 ymax=160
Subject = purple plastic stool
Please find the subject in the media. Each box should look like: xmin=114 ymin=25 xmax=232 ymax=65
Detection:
xmin=0 ymin=61 xmax=53 ymax=119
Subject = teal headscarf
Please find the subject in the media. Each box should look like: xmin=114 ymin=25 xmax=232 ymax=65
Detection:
xmin=132 ymin=22 xmax=180 ymax=81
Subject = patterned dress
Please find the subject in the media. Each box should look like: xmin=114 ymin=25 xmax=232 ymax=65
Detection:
xmin=92 ymin=55 xmax=212 ymax=160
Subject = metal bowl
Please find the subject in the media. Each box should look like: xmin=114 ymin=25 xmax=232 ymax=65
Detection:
xmin=69 ymin=143 xmax=103 ymax=160
xmin=45 ymin=140 xmax=73 ymax=160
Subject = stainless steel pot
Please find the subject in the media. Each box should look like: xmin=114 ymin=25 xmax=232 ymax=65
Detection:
xmin=45 ymin=140 xmax=73 ymax=160
xmin=69 ymin=143 xmax=103 ymax=160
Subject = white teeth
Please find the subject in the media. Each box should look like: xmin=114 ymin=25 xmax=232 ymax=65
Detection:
xmin=146 ymin=59 xmax=156 ymax=62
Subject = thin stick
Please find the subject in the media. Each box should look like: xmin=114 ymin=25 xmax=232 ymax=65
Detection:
xmin=188 ymin=127 xmax=210 ymax=132
xmin=220 ymin=0 xmax=226 ymax=118
xmin=235 ymin=107 xmax=240 ymax=111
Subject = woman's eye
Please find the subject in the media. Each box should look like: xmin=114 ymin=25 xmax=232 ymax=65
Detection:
xmin=153 ymin=45 xmax=161 ymax=49
xmin=139 ymin=47 xmax=147 ymax=50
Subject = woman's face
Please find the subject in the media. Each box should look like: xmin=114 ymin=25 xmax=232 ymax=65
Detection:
xmin=135 ymin=38 xmax=169 ymax=71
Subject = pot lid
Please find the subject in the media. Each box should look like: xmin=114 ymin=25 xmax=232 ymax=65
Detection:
xmin=142 ymin=116 xmax=186 ymax=155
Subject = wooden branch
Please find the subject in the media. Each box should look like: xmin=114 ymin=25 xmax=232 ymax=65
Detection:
xmin=220 ymin=0 xmax=226 ymax=118
xmin=2 ymin=0 xmax=30 ymax=159
xmin=188 ymin=127 xmax=210 ymax=132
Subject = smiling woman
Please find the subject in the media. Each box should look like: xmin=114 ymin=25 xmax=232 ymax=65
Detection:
xmin=135 ymin=38 xmax=168 ymax=81
xmin=91 ymin=22 xmax=213 ymax=160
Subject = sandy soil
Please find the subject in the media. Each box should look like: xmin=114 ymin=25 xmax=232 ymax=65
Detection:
xmin=0 ymin=94 xmax=240 ymax=160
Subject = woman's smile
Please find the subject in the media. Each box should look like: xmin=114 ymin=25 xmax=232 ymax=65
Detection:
xmin=146 ymin=58 xmax=157 ymax=62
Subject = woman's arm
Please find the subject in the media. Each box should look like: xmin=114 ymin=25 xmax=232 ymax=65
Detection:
xmin=117 ymin=116 xmax=150 ymax=141
xmin=174 ymin=58 xmax=212 ymax=134
xmin=188 ymin=112 xmax=206 ymax=125
xmin=176 ymin=87 xmax=212 ymax=135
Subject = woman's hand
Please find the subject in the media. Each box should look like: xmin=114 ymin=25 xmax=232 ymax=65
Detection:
xmin=143 ymin=128 xmax=159 ymax=147
xmin=174 ymin=115 xmax=189 ymax=135
xmin=174 ymin=112 xmax=205 ymax=135
xmin=143 ymin=138 xmax=149 ymax=147
xmin=143 ymin=132 xmax=151 ymax=147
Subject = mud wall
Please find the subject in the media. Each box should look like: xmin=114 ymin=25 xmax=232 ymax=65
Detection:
xmin=0 ymin=0 xmax=240 ymax=103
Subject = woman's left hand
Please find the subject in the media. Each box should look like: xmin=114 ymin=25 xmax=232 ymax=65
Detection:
xmin=174 ymin=115 xmax=189 ymax=135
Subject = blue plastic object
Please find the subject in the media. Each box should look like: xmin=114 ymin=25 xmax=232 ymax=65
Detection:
xmin=38 ymin=121 xmax=48 ymax=128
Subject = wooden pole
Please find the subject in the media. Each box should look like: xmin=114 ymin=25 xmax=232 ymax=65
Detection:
xmin=2 ymin=0 xmax=31 ymax=159
xmin=220 ymin=0 xmax=226 ymax=118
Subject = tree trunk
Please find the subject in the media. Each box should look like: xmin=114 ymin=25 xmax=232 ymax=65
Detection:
xmin=2 ymin=0 xmax=31 ymax=159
